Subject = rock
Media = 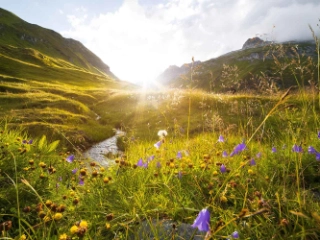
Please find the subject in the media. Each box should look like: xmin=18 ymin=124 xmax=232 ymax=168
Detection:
xmin=242 ymin=37 xmax=271 ymax=50
xmin=128 ymin=219 xmax=206 ymax=240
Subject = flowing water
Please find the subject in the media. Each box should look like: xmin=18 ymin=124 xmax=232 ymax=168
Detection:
xmin=83 ymin=130 xmax=124 ymax=166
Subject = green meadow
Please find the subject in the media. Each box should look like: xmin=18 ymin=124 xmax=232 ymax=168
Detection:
xmin=1 ymin=8 xmax=320 ymax=239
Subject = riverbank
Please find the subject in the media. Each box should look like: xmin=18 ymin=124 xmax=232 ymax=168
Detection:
xmin=83 ymin=129 xmax=125 ymax=166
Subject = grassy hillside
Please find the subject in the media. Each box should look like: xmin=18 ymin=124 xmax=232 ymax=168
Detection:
xmin=158 ymin=40 xmax=318 ymax=93
xmin=0 ymin=8 xmax=116 ymax=77
xmin=0 ymin=8 xmax=139 ymax=149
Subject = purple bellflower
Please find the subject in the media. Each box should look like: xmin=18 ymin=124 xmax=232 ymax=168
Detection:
xmin=316 ymin=152 xmax=320 ymax=161
xmin=230 ymin=143 xmax=246 ymax=157
xmin=154 ymin=141 xmax=162 ymax=149
xmin=249 ymin=158 xmax=256 ymax=166
xmin=220 ymin=164 xmax=227 ymax=173
xmin=137 ymin=158 xmax=148 ymax=168
xmin=79 ymin=177 xmax=84 ymax=186
xmin=318 ymin=131 xmax=320 ymax=139
xmin=308 ymin=146 xmax=317 ymax=154
xmin=156 ymin=161 xmax=161 ymax=168
xmin=272 ymin=147 xmax=277 ymax=153
xmin=256 ymin=152 xmax=262 ymax=158
xmin=66 ymin=155 xmax=75 ymax=163
xmin=191 ymin=209 xmax=210 ymax=232
xmin=218 ymin=135 xmax=225 ymax=143
xmin=137 ymin=158 xmax=144 ymax=167
xmin=176 ymin=151 xmax=182 ymax=159
xmin=292 ymin=144 xmax=303 ymax=153
xmin=231 ymin=230 xmax=239 ymax=238
xmin=222 ymin=150 xmax=228 ymax=158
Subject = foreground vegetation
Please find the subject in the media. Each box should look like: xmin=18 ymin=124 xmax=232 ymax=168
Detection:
xmin=0 ymin=85 xmax=319 ymax=239
xmin=1 ymin=8 xmax=320 ymax=239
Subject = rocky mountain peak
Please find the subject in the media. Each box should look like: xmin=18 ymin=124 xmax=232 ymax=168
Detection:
xmin=242 ymin=37 xmax=270 ymax=50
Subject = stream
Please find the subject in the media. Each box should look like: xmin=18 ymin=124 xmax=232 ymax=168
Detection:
xmin=83 ymin=129 xmax=124 ymax=166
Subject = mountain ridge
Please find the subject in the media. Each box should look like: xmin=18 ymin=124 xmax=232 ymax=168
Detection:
xmin=156 ymin=37 xmax=317 ymax=93
xmin=0 ymin=7 xmax=118 ymax=80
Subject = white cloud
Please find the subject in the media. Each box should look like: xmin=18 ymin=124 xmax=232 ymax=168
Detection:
xmin=61 ymin=0 xmax=320 ymax=84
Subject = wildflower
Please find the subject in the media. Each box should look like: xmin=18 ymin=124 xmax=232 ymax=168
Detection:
xmin=54 ymin=213 xmax=63 ymax=221
xmin=79 ymin=178 xmax=84 ymax=186
xmin=39 ymin=162 xmax=46 ymax=168
xmin=22 ymin=139 xmax=33 ymax=144
xmin=70 ymin=225 xmax=78 ymax=234
xmin=316 ymin=152 xmax=320 ymax=161
xmin=249 ymin=158 xmax=256 ymax=166
xmin=292 ymin=144 xmax=303 ymax=153
xmin=272 ymin=147 xmax=277 ymax=153
xmin=156 ymin=161 xmax=161 ymax=168
xmin=154 ymin=141 xmax=162 ymax=149
xmin=148 ymin=155 xmax=155 ymax=161
xmin=137 ymin=158 xmax=147 ymax=168
xmin=256 ymin=152 xmax=262 ymax=158
xmin=105 ymin=222 xmax=111 ymax=229
xmin=308 ymin=146 xmax=317 ymax=154
xmin=79 ymin=220 xmax=88 ymax=229
xmin=218 ymin=135 xmax=224 ymax=143
xmin=222 ymin=150 xmax=228 ymax=157
xmin=158 ymin=130 xmax=168 ymax=138
xmin=19 ymin=234 xmax=27 ymax=240
xmin=45 ymin=200 xmax=53 ymax=207
xmin=318 ymin=131 xmax=320 ymax=139
xmin=72 ymin=168 xmax=78 ymax=174
xmin=220 ymin=164 xmax=227 ymax=173
xmin=220 ymin=195 xmax=228 ymax=203
xmin=230 ymin=143 xmax=246 ymax=157
xmin=66 ymin=155 xmax=75 ymax=163
xmin=176 ymin=151 xmax=182 ymax=159
xmin=231 ymin=230 xmax=239 ymax=238
xmin=59 ymin=233 xmax=69 ymax=240
xmin=191 ymin=209 xmax=210 ymax=232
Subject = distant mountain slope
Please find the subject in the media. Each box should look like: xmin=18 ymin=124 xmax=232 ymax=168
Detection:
xmin=157 ymin=37 xmax=318 ymax=93
xmin=0 ymin=7 xmax=117 ymax=79
xmin=0 ymin=8 xmax=138 ymax=150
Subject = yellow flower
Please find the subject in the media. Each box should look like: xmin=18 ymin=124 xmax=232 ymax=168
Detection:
xmin=105 ymin=223 xmax=111 ymax=229
xmin=79 ymin=220 xmax=88 ymax=229
xmin=54 ymin=213 xmax=63 ymax=221
xmin=59 ymin=233 xmax=68 ymax=240
xmin=248 ymin=169 xmax=254 ymax=175
xmin=220 ymin=195 xmax=228 ymax=203
xmin=43 ymin=216 xmax=51 ymax=222
xmin=19 ymin=234 xmax=27 ymax=240
xmin=70 ymin=225 xmax=78 ymax=234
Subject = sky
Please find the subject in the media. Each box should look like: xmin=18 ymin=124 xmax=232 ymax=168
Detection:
xmin=1 ymin=0 xmax=320 ymax=85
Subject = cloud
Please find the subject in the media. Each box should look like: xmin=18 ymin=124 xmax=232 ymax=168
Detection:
xmin=61 ymin=0 xmax=320 ymax=84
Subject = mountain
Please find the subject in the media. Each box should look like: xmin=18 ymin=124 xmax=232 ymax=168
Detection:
xmin=0 ymin=8 xmax=136 ymax=149
xmin=157 ymin=37 xmax=318 ymax=93
xmin=156 ymin=61 xmax=201 ymax=86
xmin=0 ymin=7 xmax=117 ymax=79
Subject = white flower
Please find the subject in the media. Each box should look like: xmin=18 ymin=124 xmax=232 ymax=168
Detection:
xmin=157 ymin=130 xmax=168 ymax=138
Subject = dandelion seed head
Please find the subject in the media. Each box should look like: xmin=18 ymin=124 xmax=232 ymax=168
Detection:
xmin=157 ymin=130 xmax=168 ymax=138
